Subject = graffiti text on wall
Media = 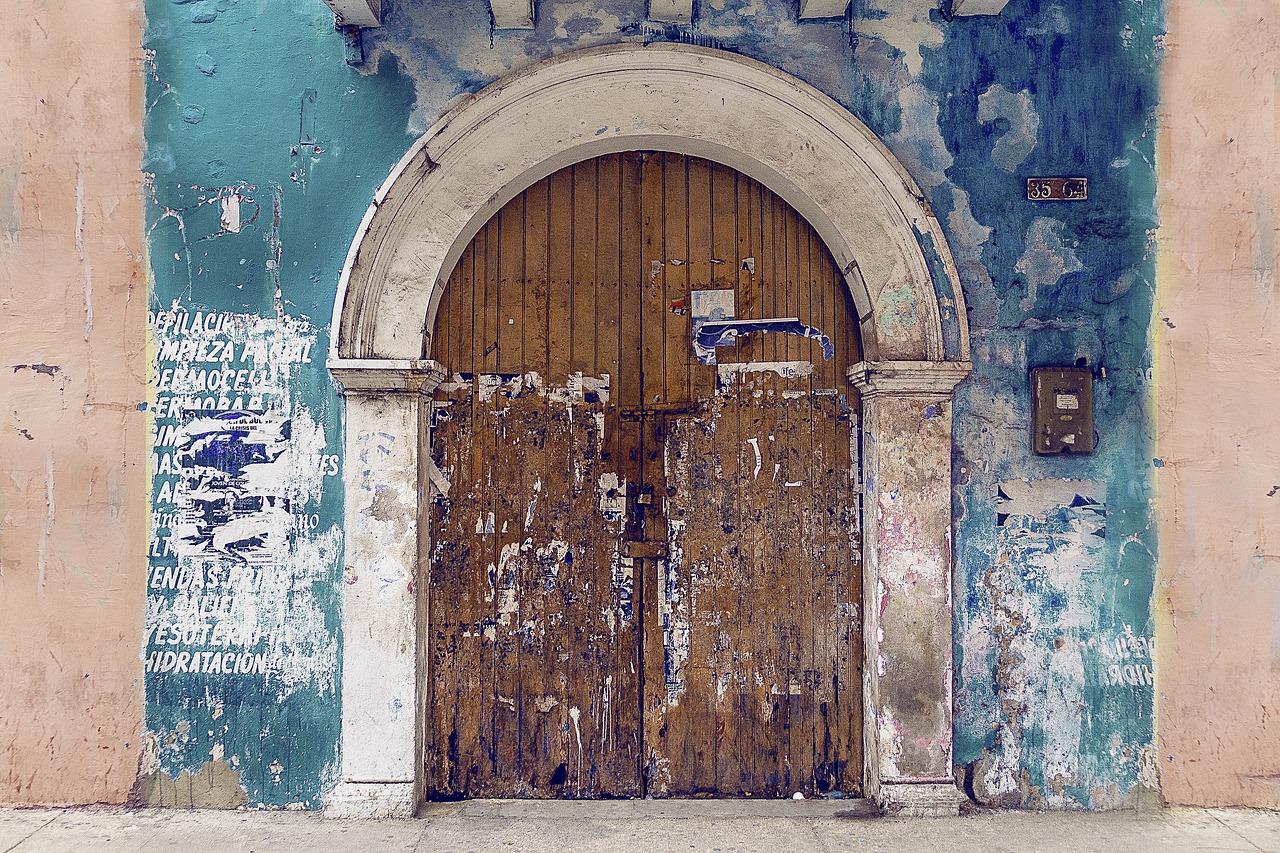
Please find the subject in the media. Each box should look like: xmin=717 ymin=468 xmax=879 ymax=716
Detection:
xmin=146 ymin=309 xmax=339 ymax=692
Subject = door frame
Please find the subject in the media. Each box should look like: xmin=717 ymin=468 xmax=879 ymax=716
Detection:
xmin=325 ymin=43 xmax=971 ymax=818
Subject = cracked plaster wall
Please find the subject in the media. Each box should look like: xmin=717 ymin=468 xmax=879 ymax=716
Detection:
xmin=1156 ymin=0 xmax=1280 ymax=809
xmin=140 ymin=0 xmax=1161 ymax=808
xmin=0 ymin=0 xmax=148 ymax=805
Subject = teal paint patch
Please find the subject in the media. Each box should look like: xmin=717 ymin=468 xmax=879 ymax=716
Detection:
xmin=876 ymin=285 xmax=919 ymax=340
xmin=960 ymin=480 xmax=1153 ymax=807
xmin=143 ymin=0 xmax=416 ymax=808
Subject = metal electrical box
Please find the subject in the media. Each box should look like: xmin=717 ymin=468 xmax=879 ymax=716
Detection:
xmin=1031 ymin=367 xmax=1095 ymax=455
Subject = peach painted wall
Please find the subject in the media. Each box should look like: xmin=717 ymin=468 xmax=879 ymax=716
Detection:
xmin=1157 ymin=1 xmax=1280 ymax=807
xmin=0 ymin=2 xmax=147 ymax=804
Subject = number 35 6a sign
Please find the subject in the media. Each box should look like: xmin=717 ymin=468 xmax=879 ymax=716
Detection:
xmin=1027 ymin=177 xmax=1088 ymax=201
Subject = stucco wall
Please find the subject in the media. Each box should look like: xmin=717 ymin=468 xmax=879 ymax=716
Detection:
xmin=1156 ymin=0 xmax=1280 ymax=808
xmin=0 ymin=1 xmax=147 ymax=805
xmin=139 ymin=0 xmax=1160 ymax=809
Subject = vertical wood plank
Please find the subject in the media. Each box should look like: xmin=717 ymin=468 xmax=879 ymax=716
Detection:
xmin=735 ymin=171 xmax=758 ymax=365
xmin=491 ymin=398 xmax=523 ymax=792
xmin=814 ymin=230 xmax=835 ymax=390
xmin=713 ymin=392 xmax=745 ymax=792
xmin=525 ymin=178 xmax=551 ymax=376
xmin=436 ymin=266 xmax=453 ymax=372
xmin=470 ymin=226 xmax=488 ymax=374
xmin=456 ymin=242 xmax=475 ymax=374
xmin=572 ymin=159 xmax=598 ymax=376
xmin=686 ymin=156 xmax=713 ymax=400
xmin=781 ymin=204 xmax=799 ymax=365
xmin=548 ymin=168 xmax=574 ymax=384
xmin=482 ymin=219 xmax=501 ymax=374
xmin=533 ymin=400 xmax=573 ymax=795
xmin=640 ymin=152 xmax=666 ymax=406
xmin=596 ymin=155 xmax=623 ymax=387
xmin=619 ymin=153 xmax=644 ymax=410
xmin=798 ymin=392 xmax=822 ymax=794
xmin=709 ymin=163 xmax=739 ymax=365
xmin=662 ymin=154 xmax=690 ymax=406
xmin=513 ymin=395 xmax=545 ymax=794
xmin=758 ymin=189 xmax=778 ymax=364
xmin=478 ymin=402 xmax=502 ymax=793
xmin=749 ymin=375 xmax=790 ymax=794
xmin=426 ymin=389 xmax=474 ymax=794
xmin=497 ymin=196 xmax=525 ymax=374
xmin=794 ymin=217 xmax=814 ymax=372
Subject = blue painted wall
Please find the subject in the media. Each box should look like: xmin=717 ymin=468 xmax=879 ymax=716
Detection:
xmin=143 ymin=0 xmax=1160 ymax=808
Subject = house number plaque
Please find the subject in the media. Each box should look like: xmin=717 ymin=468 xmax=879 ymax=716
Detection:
xmin=1026 ymin=177 xmax=1088 ymax=201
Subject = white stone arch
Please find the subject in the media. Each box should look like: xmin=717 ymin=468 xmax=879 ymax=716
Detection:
xmin=326 ymin=43 xmax=972 ymax=819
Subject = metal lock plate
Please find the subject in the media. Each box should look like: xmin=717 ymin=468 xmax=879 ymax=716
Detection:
xmin=623 ymin=541 xmax=669 ymax=559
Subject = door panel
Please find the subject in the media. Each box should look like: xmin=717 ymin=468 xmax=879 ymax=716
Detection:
xmin=426 ymin=380 xmax=641 ymax=798
xmin=428 ymin=152 xmax=862 ymax=799
xmin=644 ymin=379 xmax=861 ymax=797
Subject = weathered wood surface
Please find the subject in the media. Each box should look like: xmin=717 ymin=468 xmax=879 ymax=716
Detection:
xmin=648 ymin=382 xmax=862 ymax=797
xmin=428 ymin=153 xmax=862 ymax=799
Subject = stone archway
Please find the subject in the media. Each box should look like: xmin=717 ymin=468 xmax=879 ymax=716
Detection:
xmin=325 ymin=43 xmax=971 ymax=818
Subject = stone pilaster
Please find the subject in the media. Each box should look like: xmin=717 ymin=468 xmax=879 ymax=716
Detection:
xmin=325 ymin=359 xmax=444 ymax=818
xmin=849 ymin=360 xmax=970 ymax=816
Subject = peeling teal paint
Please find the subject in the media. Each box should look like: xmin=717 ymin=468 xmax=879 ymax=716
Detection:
xmin=876 ymin=284 xmax=921 ymax=341
xmin=143 ymin=0 xmax=416 ymax=808
xmin=943 ymin=0 xmax=1162 ymax=808
xmin=143 ymin=0 xmax=1160 ymax=809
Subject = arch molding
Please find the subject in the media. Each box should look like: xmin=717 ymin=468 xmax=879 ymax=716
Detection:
xmin=325 ymin=43 xmax=972 ymax=819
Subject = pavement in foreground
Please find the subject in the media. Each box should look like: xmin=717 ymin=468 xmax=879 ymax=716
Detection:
xmin=2 ymin=800 xmax=1279 ymax=852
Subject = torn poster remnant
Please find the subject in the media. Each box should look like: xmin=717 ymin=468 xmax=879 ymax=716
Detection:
xmin=694 ymin=318 xmax=835 ymax=365
xmin=691 ymin=288 xmax=735 ymax=364
xmin=171 ymin=410 xmax=292 ymax=563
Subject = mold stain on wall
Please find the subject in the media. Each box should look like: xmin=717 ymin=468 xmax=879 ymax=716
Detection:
xmin=143 ymin=0 xmax=1161 ymax=807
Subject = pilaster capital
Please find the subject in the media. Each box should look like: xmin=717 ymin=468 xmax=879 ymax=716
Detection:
xmin=328 ymin=358 xmax=447 ymax=396
xmin=847 ymin=360 xmax=971 ymax=397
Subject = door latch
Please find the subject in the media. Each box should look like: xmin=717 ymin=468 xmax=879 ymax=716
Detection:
xmin=623 ymin=541 xmax=668 ymax=559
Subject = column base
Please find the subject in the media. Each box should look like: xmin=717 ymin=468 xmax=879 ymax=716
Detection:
xmin=876 ymin=781 xmax=963 ymax=817
xmin=325 ymin=781 xmax=416 ymax=818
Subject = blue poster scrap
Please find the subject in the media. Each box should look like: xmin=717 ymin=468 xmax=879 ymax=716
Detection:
xmin=172 ymin=410 xmax=293 ymax=565
xmin=691 ymin=288 xmax=736 ymax=364
xmin=693 ymin=318 xmax=835 ymax=365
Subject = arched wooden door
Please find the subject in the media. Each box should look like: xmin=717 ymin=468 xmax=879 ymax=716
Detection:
xmin=426 ymin=152 xmax=863 ymax=799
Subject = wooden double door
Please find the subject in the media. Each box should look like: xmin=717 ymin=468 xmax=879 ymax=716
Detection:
xmin=425 ymin=153 xmax=863 ymax=799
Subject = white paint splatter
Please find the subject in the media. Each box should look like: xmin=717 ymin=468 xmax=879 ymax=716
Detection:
xmin=569 ymin=705 xmax=583 ymax=795
xmin=977 ymin=85 xmax=1040 ymax=174
xmin=496 ymin=541 xmax=522 ymax=625
xmin=38 ymin=451 xmax=54 ymax=592
xmin=1015 ymin=217 xmax=1085 ymax=311
xmin=219 ymin=193 xmax=242 ymax=233
xmin=75 ymin=161 xmax=93 ymax=341
xmin=598 ymin=472 xmax=626 ymax=521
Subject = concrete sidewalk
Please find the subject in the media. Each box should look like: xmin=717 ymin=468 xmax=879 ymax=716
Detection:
xmin=2 ymin=801 xmax=1279 ymax=853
